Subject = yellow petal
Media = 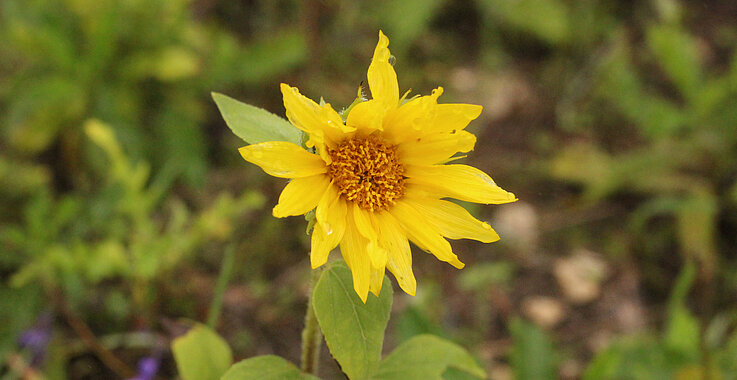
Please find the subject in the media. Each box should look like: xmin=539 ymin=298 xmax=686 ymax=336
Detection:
xmin=405 ymin=164 xmax=517 ymax=204
xmin=310 ymin=223 xmax=331 ymax=268
xmin=273 ymin=174 xmax=330 ymax=218
xmin=239 ymin=142 xmax=326 ymax=178
xmin=352 ymin=204 xmax=378 ymax=241
xmin=315 ymin=183 xmax=344 ymax=231
xmin=367 ymin=31 xmax=399 ymax=110
xmin=383 ymin=87 xmax=483 ymax=144
xmin=374 ymin=211 xmax=416 ymax=296
xmin=389 ymin=201 xmax=464 ymax=269
xmin=310 ymin=184 xmax=347 ymax=268
xmin=397 ymin=130 xmax=476 ymax=165
xmin=369 ymin=265 xmax=385 ymax=297
xmin=424 ymin=103 xmax=483 ymax=134
xmin=345 ymin=99 xmax=385 ymax=134
xmin=367 ymin=240 xmax=388 ymax=270
xmin=383 ymin=88 xmax=442 ymax=144
xmin=340 ymin=207 xmax=371 ymax=302
xmin=352 ymin=205 xmax=387 ymax=269
xmin=320 ymin=102 xmax=357 ymax=142
xmin=280 ymin=83 xmax=354 ymax=148
xmin=402 ymin=193 xmax=500 ymax=243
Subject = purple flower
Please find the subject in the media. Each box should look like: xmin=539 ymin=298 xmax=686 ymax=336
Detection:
xmin=17 ymin=312 xmax=53 ymax=367
xmin=127 ymin=356 xmax=160 ymax=380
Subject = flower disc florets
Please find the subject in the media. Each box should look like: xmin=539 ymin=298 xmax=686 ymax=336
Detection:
xmin=327 ymin=134 xmax=405 ymax=212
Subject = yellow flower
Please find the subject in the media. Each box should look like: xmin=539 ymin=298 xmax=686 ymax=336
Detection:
xmin=239 ymin=31 xmax=517 ymax=302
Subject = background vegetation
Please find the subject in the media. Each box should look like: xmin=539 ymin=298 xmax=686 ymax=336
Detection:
xmin=2 ymin=0 xmax=737 ymax=378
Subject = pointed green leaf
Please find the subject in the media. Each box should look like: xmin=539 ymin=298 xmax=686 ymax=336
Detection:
xmin=675 ymin=194 xmax=717 ymax=269
xmin=312 ymin=261 xmax=393 ymax=380
xmin=510 ymin=319 xmax=557 ymax=380
xmin=596 ymin=38 xmax=686 ymax=138
xmin=479 ymin=0 xmax=570 ymax=45
xmin=212 ymin=92 xmax=302 ymax=146
xmin=371 ymin=334 xmax=486 ymax=379
xmin=664 ymin=262 xmax=700 ymax=359
xmin=172 ymin=323 xmax=233 ymax=380
xmin=646 ymin=24 xmax=702 ymax=100
xmin=221 ymin=355 xmax=320 ymax=380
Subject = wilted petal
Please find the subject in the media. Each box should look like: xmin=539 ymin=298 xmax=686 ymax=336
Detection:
xmin=367 ymin=31 xmax=399 ymax=110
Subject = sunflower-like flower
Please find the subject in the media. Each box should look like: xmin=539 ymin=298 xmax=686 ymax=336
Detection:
xmin=240 ymin=31 xmax=516 ymax=302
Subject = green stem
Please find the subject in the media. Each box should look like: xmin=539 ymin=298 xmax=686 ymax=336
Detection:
xmin=207 ymin=244 xmax=236 ymax=328
xmin=300 ymin=268 xmax=323 ymax=375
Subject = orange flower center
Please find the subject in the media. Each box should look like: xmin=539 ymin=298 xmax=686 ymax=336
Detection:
xmin=327 ymin=135 xmax=405 ymax=212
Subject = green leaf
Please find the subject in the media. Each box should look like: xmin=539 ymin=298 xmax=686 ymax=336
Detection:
xmin=480 ymin=0 xmax=570 ymax=45
xmin=665 ymin=306 xmax=700 ymax=361
xmin=582 ymin=337 xmax=672 ymax=380
xmin=212 ymin=92 xmax=302 ymax=146
xmin=125 ymin=47 xmax=201 ymax=81
xmin=312 ymin=261 xmax=393 ymax=380
xmin=646 ymin=24 xmax=702 ymax=100
xmin=221 ymin=355 xmax=320 ymax=380
xmin=675 ymin=193 xmax=717 ymax=270
xmin=371 ymin=335 xmax=486 ymax=380
xmin=596 ymin=36 xmax=686 ymax=138
xmin=395 ymin=306 xmax=446 ymax=343
xmin=172 ymin=323 xmax=233 ymax=380
xmin=664 ymin=262 xmax=700 ymax=360
xmin=719 ymin=329 xmax=737 ymax=379
xmin=374 ymin=0 xmax=445 ymax=54
xmin=5 ymin=76 xmax=86 ymax=152
xmin=509 ymin=318 xmax=557 ymax=380
xmin=549 ymin=143 xmax=615 ymax=201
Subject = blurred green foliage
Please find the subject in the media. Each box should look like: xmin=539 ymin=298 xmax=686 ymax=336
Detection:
xmin=584 ymin=263 xmax=737 ymax=379
xmin=2 ymin=120 xmax=263 ymax=327
xmin=510 ymin=318 xmax=558 ymax=380
xmin=551 ymin=1 xmax=737 ymax=279
xmin=0 ymin=0 xmax=307 ymax=187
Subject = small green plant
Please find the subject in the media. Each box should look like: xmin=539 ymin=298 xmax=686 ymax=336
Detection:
xmin=550 ymin=7 xmax=737 ymax=278
xmin=584 ymin=263 xmax=737 ymax=379
xmin=0 ymin=0 xmax=307 ymax=187
xmin=1 ymin=119 xmax=263 ymax=326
